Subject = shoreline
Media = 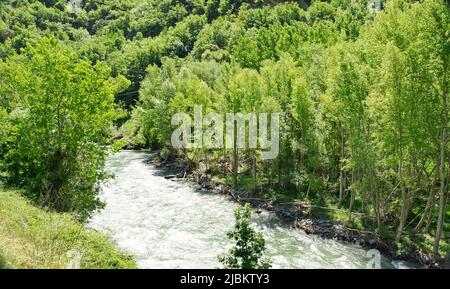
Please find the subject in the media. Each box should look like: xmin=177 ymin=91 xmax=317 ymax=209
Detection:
xmin=148 ymin=152 xmax=445 ymax=269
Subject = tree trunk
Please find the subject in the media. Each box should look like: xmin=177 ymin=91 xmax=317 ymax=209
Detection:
xmin=433 ymin=81 xmax=448 ymax=256
xmin=348 ymin=170 xmax=356 ymax=222
xmin=415 ymin=160 xmax=439 ymax=233
xmin=233 ymin=127 xmax=238 ymax=188
xmin=396 ymin=158 xmax=408 ymax=242
xmin=252 ymin=149 xmax=257 ymax=196
xmin=338 ymin=127 xmax=345 ymax=209
xmin=371 ymin=168 xmax=381 ymax=233
xmin=278 ymin=158 xmax=282 ymax=187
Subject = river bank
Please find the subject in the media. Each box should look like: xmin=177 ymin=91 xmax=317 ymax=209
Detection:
xmin=152 ymin=154 xmax=446 ymax=268
xmin=0 ymin=189 xmax=136 ymax=269
xmin=90 ymin=150 xmax=409 ymax=269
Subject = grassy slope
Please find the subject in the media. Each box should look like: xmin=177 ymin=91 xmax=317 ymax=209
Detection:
xmin=0 ymin=189 xmax=136 ymax=269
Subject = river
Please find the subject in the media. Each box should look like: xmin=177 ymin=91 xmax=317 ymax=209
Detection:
xmin=88 ymin=150 xmax=411 ymax=269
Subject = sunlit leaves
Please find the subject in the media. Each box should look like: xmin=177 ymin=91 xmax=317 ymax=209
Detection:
xmin=0 ymin=37 xmax=129 ymax=220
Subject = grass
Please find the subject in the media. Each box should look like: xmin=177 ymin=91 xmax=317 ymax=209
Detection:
xmin=0 ymin=189 xmax=136 ymax=269
xmin=0 ymin=253 xmax=8 ymax=269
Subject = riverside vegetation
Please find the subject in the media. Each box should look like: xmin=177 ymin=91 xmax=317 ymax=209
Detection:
xmin=0 ymin=0 xmax=448 ymax=268
xmin=0 ymin=188 xmax=136 ymax=269
xmin=219 ymin=203 xmax=272 ymax=269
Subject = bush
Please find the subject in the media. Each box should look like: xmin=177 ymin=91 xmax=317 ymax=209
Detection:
xmin=0 ymin=37 xmax=129 ymax=221
xmin=219 ymin=203 xmax=271 ymax=269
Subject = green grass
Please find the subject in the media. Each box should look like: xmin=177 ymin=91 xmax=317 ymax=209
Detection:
xmin=0 ymin=189 xmax=136 ymax=269
xmin=0 ymin=253 xmax=8 ymax=269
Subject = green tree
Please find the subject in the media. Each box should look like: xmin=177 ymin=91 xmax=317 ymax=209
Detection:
xmin=1 ymin=37 xmax=129 ymax=221
xmin=219 ymin=203 xmax=271 ymax=269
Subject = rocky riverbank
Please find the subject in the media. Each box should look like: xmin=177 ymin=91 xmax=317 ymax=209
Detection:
xmin=152 ymin=155 xmax=444 ymax=268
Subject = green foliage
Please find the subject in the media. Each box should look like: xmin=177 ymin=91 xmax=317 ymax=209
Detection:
xmin=0 ymin=254 xmax=7 ymax=269
xmin=219 ymin=203 xmax=271 ymax=269
xmin=0 ymin=0 xmax=449 ymax=260
xmin=0 ymin=37 xmax=129 ymax=221
xmin=122 ymin=0 xmax=449 ymax=258
xmin=192 ymin=17 xmax=237 ymax=61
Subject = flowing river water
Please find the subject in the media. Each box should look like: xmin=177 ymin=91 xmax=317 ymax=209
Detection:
xmin=88 ymin=150 xmax=411 ymax=269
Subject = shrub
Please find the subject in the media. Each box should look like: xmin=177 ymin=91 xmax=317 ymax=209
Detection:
xmin=0 ymin=37 xmax=130 ymax=221
xmin=219 ymin=203 xmax=271 ymax=269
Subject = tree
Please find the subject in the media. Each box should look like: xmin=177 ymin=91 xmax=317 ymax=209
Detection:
xmin=290 ymin=74 xmax=318 ymax=198
xmin=1 ymin=37 xmax=129 ymax=221
xmin=75 ymin=0 xmax=448 ymax=262
xmin=233 ymin=32 xmax=262 ymax=69
xmin=260 ymin=54 xmax=300 ymax=190
xmin=424 ymin=0 xmax=449 ymax=257
xmin=361 ymin=0 xmax=448 ymax=247
xmin=219 ymin=203 xmax=271 ymax=269
xmin=192 ymin=18 xmax=237 ymax=61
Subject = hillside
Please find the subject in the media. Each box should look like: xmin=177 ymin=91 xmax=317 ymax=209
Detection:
xmin=0 ymin=0 xmax=448 ymax=268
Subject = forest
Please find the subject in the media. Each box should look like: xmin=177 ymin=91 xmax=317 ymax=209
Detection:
xmin=0 ymin=0 xmax=448 ymax=268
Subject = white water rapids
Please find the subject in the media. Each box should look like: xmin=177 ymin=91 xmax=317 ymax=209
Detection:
xmin=88 ymin=151 xmax=411 ymax=269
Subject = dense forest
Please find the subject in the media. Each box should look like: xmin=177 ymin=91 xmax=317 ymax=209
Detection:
xmin=0 ymin=0 xmax=448 ymax=266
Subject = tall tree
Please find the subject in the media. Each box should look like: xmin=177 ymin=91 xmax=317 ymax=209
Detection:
xmin=1 ymin=37 xmax=129 ymax=220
